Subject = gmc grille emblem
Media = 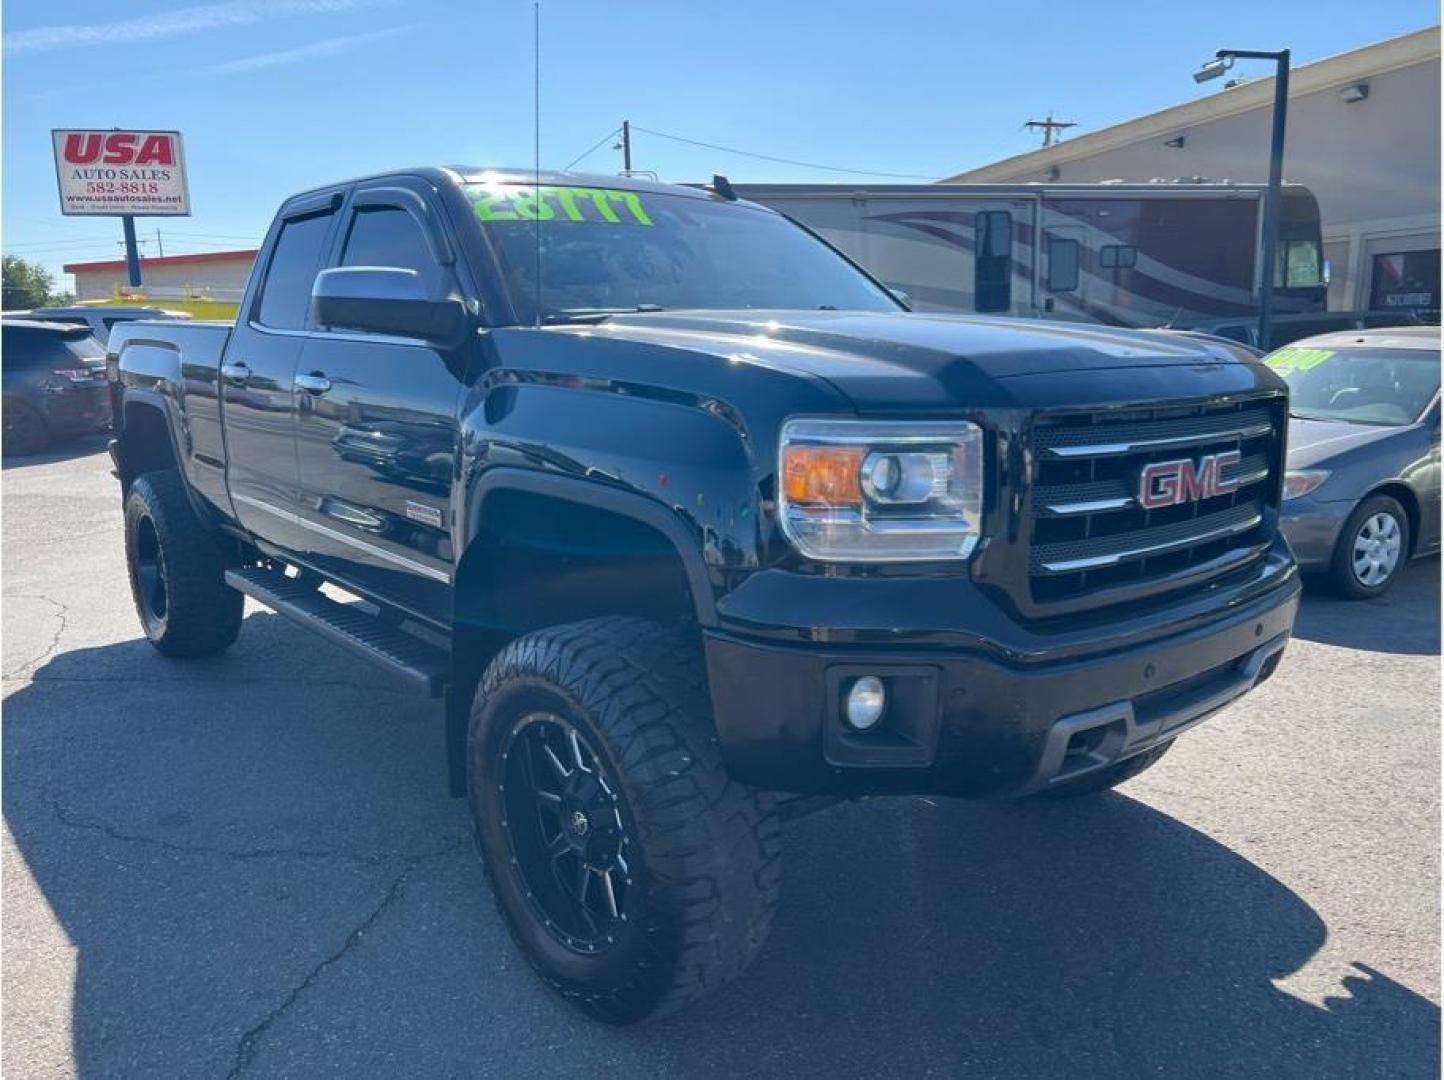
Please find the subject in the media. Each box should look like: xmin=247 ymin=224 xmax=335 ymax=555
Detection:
xmin=1138 ymin=451 xmax=1242 ymax=509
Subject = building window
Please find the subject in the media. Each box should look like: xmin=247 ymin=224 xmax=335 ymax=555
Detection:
xmin=975 ymin=211 xmax=1012 ymax=313
xmin=1047 ymin=239 xmax=1079 ymax=292
xmin=1100 ymin=244 xmax=1137 ymax=269
xmin=1369 ymin=250 xmax=1440 ymax=313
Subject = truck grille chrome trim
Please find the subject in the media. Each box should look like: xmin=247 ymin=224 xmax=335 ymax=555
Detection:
xmin=1034 ymin=453 xmax=1270 ymax=517
xmin=1036 ymin=419 xmax=1274 ymax=459
xmin=1024 ymin=396 xmax=1284 ymax=609
xmin=1035 ymin=505 xmax=1264 ymax=573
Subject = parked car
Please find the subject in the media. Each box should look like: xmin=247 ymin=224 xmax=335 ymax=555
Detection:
xmin=4 ymin=305 xmax=190 ymax=344
xmin=2 ymin=320 xmax=112 ymax=456
xmin=107 ymin=167 xmax=1300 ymax=1023
xmin=1185 ymin=310 xmax=1437 ymax=352
xmin=1273 ymin=327 xmax=1441 ymax=597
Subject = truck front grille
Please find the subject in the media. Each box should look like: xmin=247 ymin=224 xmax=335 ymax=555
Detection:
xmin=1026 ymin=397 xmax=1284 ymax=607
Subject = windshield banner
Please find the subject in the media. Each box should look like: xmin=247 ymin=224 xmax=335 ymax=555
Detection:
xmin=469 ymin=185 xmax=653 ymax=226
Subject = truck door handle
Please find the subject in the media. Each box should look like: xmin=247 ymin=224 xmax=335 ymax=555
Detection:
xmin=220 ymin=361 xmax=251 ymax=386
xmin=294 ymin=373 xmax=332 ymax=394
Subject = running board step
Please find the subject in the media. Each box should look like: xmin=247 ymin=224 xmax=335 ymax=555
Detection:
xmin=225 ymin=566 xmax=449 ymax=697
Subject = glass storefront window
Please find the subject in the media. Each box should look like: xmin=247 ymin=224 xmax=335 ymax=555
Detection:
xmin=1369 ymin=250 xmax=1440 ymax=313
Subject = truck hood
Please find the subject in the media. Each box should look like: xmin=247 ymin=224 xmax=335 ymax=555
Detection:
xmin=591 ymin=310 xmax=1257 ymax=411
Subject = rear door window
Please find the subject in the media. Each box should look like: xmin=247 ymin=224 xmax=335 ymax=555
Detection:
xmin=256 ymin=209 xmax=335 ymax=329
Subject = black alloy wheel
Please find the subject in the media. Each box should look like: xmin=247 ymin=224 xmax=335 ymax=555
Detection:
xmin=468 ymin=617 xmax=781 ymax=1024
xmin=500 ymin=713 xmax=632 ymax=953
xmin=131 ymin=512 xmax=168 ymax=627
xmin=123 ymin=470 xmax=244 ymax=657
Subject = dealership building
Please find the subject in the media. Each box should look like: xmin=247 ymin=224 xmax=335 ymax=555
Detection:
xmin=62 ymin=248 xmax=258 ymax=305
xmin=945 ymin=26 xmax=1440 ymax=315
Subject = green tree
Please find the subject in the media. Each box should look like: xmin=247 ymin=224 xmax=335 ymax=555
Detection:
xmin=2 ymin=255 xmax=65 ymax=310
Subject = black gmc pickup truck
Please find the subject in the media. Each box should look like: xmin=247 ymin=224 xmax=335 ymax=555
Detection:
xmin=108 ymin=167 xmax=1299 ymax=1023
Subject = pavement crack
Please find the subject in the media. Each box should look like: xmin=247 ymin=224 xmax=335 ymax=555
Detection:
xmin=42 ymin=787 xmax=472 ymax=868
xmin=42 ymin=789 xmax=379 ymax=865
xmin=3 ymin=593 xmax=70 ymax=678
xmin=227 ymin=838 xmax=468 ymax=1078
xmin=4 ymin=673 xmax=406 ymax=691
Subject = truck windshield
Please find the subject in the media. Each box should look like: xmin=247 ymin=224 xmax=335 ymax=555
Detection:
xmin=465 ymin=183 xmax=900 ymax=322
xmin=1265 ymin=345 xmax=1441 ymax=426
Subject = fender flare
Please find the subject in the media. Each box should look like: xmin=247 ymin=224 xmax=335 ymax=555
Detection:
xmin=113 ymin=388 xmax=214 ymax=519
xmin=461 ymin=467 xmax=718 ymax=626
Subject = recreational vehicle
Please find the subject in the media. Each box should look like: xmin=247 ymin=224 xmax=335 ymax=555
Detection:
xmin=730 ymin=182 xmax=1326 ymax=328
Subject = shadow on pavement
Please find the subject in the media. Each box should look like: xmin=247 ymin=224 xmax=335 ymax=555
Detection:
xmin=3 ymin=611 xmax=1439 ymax=1077
xmin=1 ymin=433 xmax=112 ymax=471
xmin=1294 ymin=556 xmax=1440 ymax=656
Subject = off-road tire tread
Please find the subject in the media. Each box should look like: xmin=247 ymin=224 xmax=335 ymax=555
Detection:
xmin=125 ymin=470 xmax=243 ymax=657
xmin=470 ymin=616 xmax=780 ymax=1023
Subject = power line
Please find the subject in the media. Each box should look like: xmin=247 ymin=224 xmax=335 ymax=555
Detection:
xmin=155 ymin=230 xmax=263 ymax=242
xmin=5 ymin=236 xmax=121 ymax=251
xmin=563 ymin=126 xmax=622 ymax=172
xmin=629 ymin=125 xmax=938 ymax=181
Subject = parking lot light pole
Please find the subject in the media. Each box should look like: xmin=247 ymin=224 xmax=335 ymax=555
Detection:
xmin=1194 ymin=48 xmax=1290 ymax=350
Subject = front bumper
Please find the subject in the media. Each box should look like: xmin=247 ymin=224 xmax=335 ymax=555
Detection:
xmin=1280 ymin=495 xmax=1352 ymax=570
xmin=705 ymin=541 xmax=1300 ymax=797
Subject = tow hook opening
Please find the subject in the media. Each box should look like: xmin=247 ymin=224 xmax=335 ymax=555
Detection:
xmin=1058 ymin=716 xmax=1129 ymax=779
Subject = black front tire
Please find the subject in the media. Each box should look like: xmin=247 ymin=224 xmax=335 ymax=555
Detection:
xmin=124 ymin=470 xmax=244 ymax=657
xmin=3 ymin=399 xmax=49 ymax=457
xmin=468 ymin=617 xmax=781 ymax=1024
xmin=1034 ymin=741 xmax=1173 ymax=799
xmin=1329 ymin=494 xmax=1410 ymax=599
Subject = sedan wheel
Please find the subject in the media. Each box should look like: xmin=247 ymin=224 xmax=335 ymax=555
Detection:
xmin=1330 ymin=494 xmax=1411 ymax=599
xmin=1351 ymin=511 xmax=1402 ymax=587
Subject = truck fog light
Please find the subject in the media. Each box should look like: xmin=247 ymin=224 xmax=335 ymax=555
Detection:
xmin=844 ymin=676 xmax=886 ymax=730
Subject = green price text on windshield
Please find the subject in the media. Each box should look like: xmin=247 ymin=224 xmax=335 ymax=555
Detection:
xmin=1266 ymin=347 xmax=1333 ymax=372
xmin=469 ymin=185 xmax=654 ymax=226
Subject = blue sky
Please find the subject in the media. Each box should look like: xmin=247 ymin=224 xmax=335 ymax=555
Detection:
xmin=3 ymin=0 xmax=1437 ymax=289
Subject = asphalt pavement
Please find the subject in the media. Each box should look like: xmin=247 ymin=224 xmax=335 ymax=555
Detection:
xmin=3 ymin=437 xmax=1439 ymax=1078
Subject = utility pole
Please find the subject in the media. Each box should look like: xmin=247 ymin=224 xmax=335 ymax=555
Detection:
xmin=1023 ymin=113 xmax=1076 ymax=148
xmin=617 ymin=120 xmax=632 ymax=172
xmin=154 ymin=228 xmax=164 ymax=258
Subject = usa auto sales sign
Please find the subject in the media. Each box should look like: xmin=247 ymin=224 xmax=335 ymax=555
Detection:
xmin=52 ymin=129 xmax=191 ymax=216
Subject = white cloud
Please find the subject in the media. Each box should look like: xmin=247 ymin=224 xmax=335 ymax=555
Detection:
xmin=204 ymin=25 xmax=416 ymax=74
xmin=24 ymin=25 xmax=419 ymax=99
xmin=5 ymin=0 xmax=396 ymax=57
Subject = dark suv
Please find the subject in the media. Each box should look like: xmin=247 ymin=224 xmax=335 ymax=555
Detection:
xmin=2 ymin=320 xmax=111 ymax=456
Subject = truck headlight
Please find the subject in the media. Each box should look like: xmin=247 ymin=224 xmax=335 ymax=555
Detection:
xmin=778 ymin=419 xmax=984 ymax=562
